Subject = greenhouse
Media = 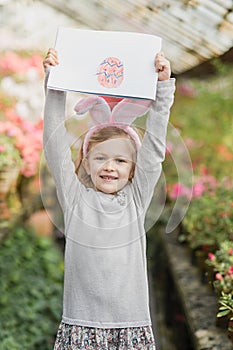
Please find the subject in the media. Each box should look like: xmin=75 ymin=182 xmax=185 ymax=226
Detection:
xmin=0 ymin=1 xmax=233 ymax=349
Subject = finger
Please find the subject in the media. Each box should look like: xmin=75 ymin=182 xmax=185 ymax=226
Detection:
xmin=154 ymin=55 xmax=167 ymax=68
xmin=43 ymin=58 xmax=58 ymax=69
xmin=154 ymin=52 xmax=164 ymax=63
xmin=155 ymin=61 xmax=169 ymax=73
xmin=43 ymin=50 xmax=59 ymax=68
xmin=47 ymin=55 xmax=59 ymax=64
xmin=43 ymin=56 xmax=57 ymax=65
xmin=47 ymin=48 xmax=57 ymax=57
xmin=156 ymin=58 xmax=168 ymax=65
xmin=155 ymin=55 xmax=168 ymax=64
xmin=46 ymin=48 xmax=58 ymax=60
xmin=47 ymin=52 xmax=59 ymax=63
xmin=156 ymin=51 xmax=165 ymax=58
xmin=155 ymin=55 xmax=169 ymax=66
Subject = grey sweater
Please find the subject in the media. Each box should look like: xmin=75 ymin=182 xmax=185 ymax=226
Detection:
xmin=43 ymin=77 xmax=175 ymax=328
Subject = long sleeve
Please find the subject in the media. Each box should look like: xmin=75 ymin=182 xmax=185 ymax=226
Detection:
xmin=43 ymin=72 xmax=81 ymax=213
xmin=132 ymin=78 xmax=176 ymax=209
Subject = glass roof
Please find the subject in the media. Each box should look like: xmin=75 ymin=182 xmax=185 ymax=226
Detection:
xmin=0 ymin=0 xmax=232 ymax=74
xmin=40 ymin=0 xmax=233 ymax=73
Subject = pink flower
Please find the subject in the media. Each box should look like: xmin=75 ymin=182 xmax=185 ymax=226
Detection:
xmin=215 ymin=273 xmax=223 ymax=281
xmin=0 ymin=123 xmax=6 ymax=133
xmin=0 ymin=51 xmax=43 ymax=75
xmin=6 ymin=126 xmax=21 ymax=137
xmin=177 ymin=82 xmax=197 ymax=97
xmin=201 ymin=175 xmax=217 ymax=189
xmin=21 ymin=120 xmax=35 ymax=133
xmin=35 ymin=119 xmax=43 ymax=130
xmin=166 ymin=141 xmax=173 ymax=154
xmin=227 ymin=266 xmax=233 ymax=275
xmin=169 ymin=183 xmax=191 ymax=199
xmin=229 ymin=248 xmax=233 ymax=256
xmin=184 ymin=138 xmax=199 ymax=150
xmin=0 ymin=145 xmax=5 ymax=152
xmin=192 ymin=181 xmax=206 ymax=198
xmin=5 ymin=109 xmax=22 ymax=124
xmin=208 ymin=253 xmax=215 ymax=261
xmin=29 ymin=54 xmax=44 ymax=75
xmin=191 ymin=173 xmax=217 ymax=199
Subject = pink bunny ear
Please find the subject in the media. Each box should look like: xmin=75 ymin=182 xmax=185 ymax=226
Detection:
xmin=111 ymin=98 xmax=153 ymax=124
xmin=74 ymin=96 xmax=111 ymax=125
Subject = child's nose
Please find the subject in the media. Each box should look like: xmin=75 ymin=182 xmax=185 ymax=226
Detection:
xmin=104 ymin=159 xmax=115 ymax=171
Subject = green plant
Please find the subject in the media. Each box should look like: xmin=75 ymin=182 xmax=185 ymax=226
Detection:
xmin=0 ymin=227 xmax=63 ymax=350
xmin=182 ymin=186 xmax=233 ymax=249
xmin=171 ymin=65 xmax=233 ymax=181
xmin=217 ymin=292 xmax=233 ymax=320
xmin=0 ymin=50 xmax=43 ymax=177
xmin=0 ymin=134 xmax=22 ymax=169
xmin=0 ymin=116 xmax=43 ymax=176
xmin=206 ymin=241 xmax=233 ymax=294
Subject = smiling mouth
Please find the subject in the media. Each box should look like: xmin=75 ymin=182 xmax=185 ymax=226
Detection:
xmin=100 ymin=175 xmax=118 ymax=181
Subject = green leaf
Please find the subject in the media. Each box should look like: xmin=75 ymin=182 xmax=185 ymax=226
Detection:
xmin=217 ymin=310 xmax=230 ymax=317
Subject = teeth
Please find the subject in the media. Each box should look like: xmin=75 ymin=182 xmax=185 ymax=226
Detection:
xmin=101 ymin=175 xmax=117 ymax=180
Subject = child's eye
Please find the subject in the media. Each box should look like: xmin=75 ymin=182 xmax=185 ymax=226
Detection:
xmin=116 ymin=158 xmax=126 ymax=163
xmin=95 ymin=156 xmax=105 ymax=161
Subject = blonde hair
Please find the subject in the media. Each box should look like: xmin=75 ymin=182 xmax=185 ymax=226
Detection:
xmin=74 ymin=125 xmax=144 ymax=188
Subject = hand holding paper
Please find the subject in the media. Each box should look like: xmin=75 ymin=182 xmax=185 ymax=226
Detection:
xmin=155 ymin=52 xmax=171 ymax=81
xmin=43 ymin=48 xmax=59 ymax=69
xmin=46 ymin=28 xmax=162 ymax=100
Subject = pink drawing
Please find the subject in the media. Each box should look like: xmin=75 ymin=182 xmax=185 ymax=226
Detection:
xmin=96 ymin=57 xmax=124 ymax=88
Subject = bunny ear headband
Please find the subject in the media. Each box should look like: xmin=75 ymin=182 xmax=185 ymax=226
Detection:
xmin=74 ymin=96 xmax=153 ymax=157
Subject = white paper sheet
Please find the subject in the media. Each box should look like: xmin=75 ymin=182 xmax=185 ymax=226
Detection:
xmin=47 ymin=27 xmax=162 ymax=100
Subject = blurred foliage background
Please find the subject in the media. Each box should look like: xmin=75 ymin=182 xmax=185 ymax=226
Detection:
xmin=0 ymin=1 xmax=232 ymax=349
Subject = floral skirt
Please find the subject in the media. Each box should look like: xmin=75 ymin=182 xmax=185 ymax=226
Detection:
xmin=54 ymin=322 xmax=156 ymax=350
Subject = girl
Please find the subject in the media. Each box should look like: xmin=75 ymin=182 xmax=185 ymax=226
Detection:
xmin=43 ymin=48 xmax=175 ymax=350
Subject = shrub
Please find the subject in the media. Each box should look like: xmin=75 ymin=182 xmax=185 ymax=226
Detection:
xmin=171 ymin=67 xmax=233 ymax=181
xmin=217 ymin=292 xmax=233 ymax=320
xmin=206 ymin=241 xmax=233 ymax=295
xmin=0 ymin=227 xmax=63 ymax=350
xmin=182 ymin=186 xmax=233 ymax=250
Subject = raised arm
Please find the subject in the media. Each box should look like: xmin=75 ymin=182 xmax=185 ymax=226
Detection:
xmin=43 ymin=49 xmax=81 ymax=212
xmin=132 ymin=53 xmax=176 ymax=209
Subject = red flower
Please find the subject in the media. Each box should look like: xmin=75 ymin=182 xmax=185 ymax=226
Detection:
xmin=208 ymin=253 xmax=215 ymax=261
xmin=215 ymin=273 xmax=223 ymax=281
xmin=217 ymin=144 xmax=233 ymax=161
xmin=219 ymin=211 xmax=231 ymax=218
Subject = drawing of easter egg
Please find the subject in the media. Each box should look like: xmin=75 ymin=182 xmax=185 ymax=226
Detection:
xmin=96 ymin=57 xmax=124 ymax=88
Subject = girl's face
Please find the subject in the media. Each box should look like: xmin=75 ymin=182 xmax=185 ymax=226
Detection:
xmin=83 ymin=137 xmax=135 ymax=194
